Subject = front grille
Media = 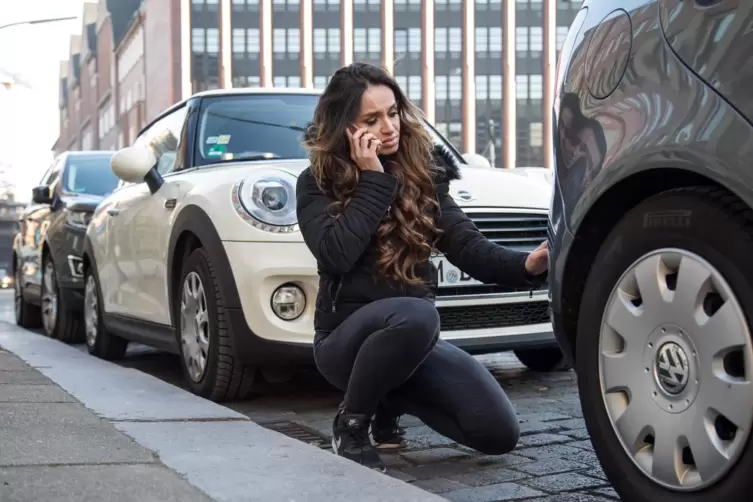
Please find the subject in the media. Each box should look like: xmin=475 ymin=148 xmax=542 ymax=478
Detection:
xmin=438 ymin=302 xmax=550 ymax=331
xmin=436 ymin=211 xmax=548 ymax=298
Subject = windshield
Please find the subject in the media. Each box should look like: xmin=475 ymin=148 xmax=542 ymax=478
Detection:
xmin=62 ymin=155 xmax=120 ymax=197
xmin=195 ymin=93 xmax=465 ymax=167
xmin=196 ymin=94 xmax=316 ymax=166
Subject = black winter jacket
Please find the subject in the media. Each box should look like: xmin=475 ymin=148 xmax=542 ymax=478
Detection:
xmin=296 ymin=146 xmax=547 ymax=333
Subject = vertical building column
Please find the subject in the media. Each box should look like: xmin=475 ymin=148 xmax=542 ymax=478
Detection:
xmin=461 ymin=0 xmax=475 ymax=154
xmin=219 ymin=0 xmax=232 ymax=88
xmin=381 ymin=0 xmax=394 ymax=74
xmin=260 ymin=0 xmax=273 ymax=87
xmin=420 ymin=0 xmax=435 ymax=122
xmin=542 ymin=0 xmax=556 ymax=169
xmin=502 ymin=0 xmax=516 ymax=168
xmin=341 ymin=0 xmax=354 ymax=66
xmin=180 ymin=0 xmax=192 ymax=100
xmin=300 ymin=0 xmax=313 ymax=87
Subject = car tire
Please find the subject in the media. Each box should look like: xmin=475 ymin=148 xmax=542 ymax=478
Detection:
xmin=176 ymin=247 xmax=256 ymax=402
xmin=14 ymin=260 xmax=40 ymax=329
xmin=84 ymin=267 xmax=127 ymax=360
xmin=41 ymin=257 xmax=83 ymax=343
xmin=577 ymin=187 xmax=753 ymax=501
xmin=513 ymin=347 xmax=570 ymax=372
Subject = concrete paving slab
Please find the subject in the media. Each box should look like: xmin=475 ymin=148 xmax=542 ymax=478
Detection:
xmin=0 ymin=464 xmax=213 ymax=502
xmin=0 ymin=370 xmax=51 ymax=384
xmin=0 ymin=351 xmax=38 ymax=371
xmin=0 ymin=402 xmax=156 ymax=466
xmin=0 ymin=326 xmax=247 ymax=422
xmin=116 ymin=421 xmax=445 ymax=502
xmin=0 ymin=384 xmax=76 ymax=403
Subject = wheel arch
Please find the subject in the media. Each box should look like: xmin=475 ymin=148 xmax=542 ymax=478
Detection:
xmin=167 ymin=205 xmax=243 ymax=325
xmin=560 ymin=166 xmax=746 ymax=362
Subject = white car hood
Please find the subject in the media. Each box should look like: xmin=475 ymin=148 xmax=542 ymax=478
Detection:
xmin=251 ymin=159 xmax=552 ymax=210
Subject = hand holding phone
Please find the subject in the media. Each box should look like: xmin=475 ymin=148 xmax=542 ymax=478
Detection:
xmin=346 ymin=126 xmax=384 ymax=173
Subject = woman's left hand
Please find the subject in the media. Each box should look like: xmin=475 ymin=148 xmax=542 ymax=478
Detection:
xmin=525 ymin=240 xmax=549 ymax=275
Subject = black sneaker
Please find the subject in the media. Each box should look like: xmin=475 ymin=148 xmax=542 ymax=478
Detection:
xmin=331 ymin=405 xmax=385 ymax=472
xmin=370 ymin=405 xmax=407 ymax=450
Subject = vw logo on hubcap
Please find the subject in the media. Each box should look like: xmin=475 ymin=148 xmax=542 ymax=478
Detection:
xmin=655 ymin=342 xmax=690 ymax=395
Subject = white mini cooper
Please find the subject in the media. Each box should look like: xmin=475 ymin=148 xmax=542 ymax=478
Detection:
xmin=82 ymin=88 xmax=559 ymax=402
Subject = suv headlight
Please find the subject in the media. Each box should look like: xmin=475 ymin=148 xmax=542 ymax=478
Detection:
xmin=231 ymin=168 xmax=298 ymax=233
xmin=66 ymin=211 xmax=92 ymax=229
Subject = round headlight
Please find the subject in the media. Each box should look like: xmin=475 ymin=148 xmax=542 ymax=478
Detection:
xmin=232 ymin=169 xmax=298 ymax=232
xmin=271 ymin=284 xmax=306 ymax=321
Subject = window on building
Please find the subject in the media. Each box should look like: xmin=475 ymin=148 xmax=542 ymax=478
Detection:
xmin=489 ymin=27 xmax=502 ymax=52
xmin=232 ymin=28 xmax=246 ymax=54
xmin=435 ymin=76 xmax=447 ymax=100
xmin=490 ymin=75 xmax=502 ymax=98
xmin=475 ymin=28 xmax=488 ymax=53
xmin=435 ymin=28 xmax=447 ymax=52
xmin=395 ymin=29 xmax=407 ymax=54
xmin=192 ymin=28 xmax=205 ymax=52
xmin=516 ymin=27 xmax=528 ymax=52
xmin=273 ymin=28 xmax=286 ymax=52
xmin=328 ymin=28 xmax=340 ymax=54
xmin=288 ymin=29 xmax=300 ymax=53
xmin=529 ymin=74 xmax=543 ymax=100
xmin=206 ymin=28 xmax=219 ymax=54
xmin=448 ymin=27 xmax=461 ymax=52
xmin=530 ymin=27 xmax=543 ymax=52
xmin=314 ymin=76 xmax=327 ymax=89
xmin=476 ymin=75 xmax=488 ymax=100
xmin=408 ymin=75 xmax=421 ymax=101
xmin=314 ymin=28 xmax=326 ymax=53
xmin=408 ymin=28 xmax=420 ymax=53
xmin=556 ymin=26 xmax=569 ymax=50
xmin=354 ymin=28 xmax=367 ymax=53
xmin=448 ymin=75 xmax=461 ymax=101
xmin=247 ymin=28 xmax=260 ymax=53
xmin=367 ymin=28 xmax=380 ymax=54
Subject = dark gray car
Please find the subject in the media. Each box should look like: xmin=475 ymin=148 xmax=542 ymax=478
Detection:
xmin=549 ymin=1 xmax=753 ymax=500
xmin=13 ymin=151 xmax=119 ymax=341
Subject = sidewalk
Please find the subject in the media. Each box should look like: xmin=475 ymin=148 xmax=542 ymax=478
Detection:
xmin=0 ymin=348 xmax=212 ymax=502
xmin=0 ymin=322 xmax=443 ymax=502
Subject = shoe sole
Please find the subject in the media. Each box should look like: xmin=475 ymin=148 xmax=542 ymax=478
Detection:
xmin=331 ymin=437 xmax=386 ymax=473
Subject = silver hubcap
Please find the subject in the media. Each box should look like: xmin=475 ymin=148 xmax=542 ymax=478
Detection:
xmin=84 ymin=275 xmax=98 ymax=348
xmin=41 ymin=261 xmax=57 ymax=335
xmin=180 ymin=272 xmax=210 ymax=382
xmin=600 ymin=248 xmax=753 ymax=491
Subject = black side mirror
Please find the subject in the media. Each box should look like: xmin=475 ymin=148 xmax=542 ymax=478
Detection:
xmin=31 ymin=185 xmax=52 ymax=205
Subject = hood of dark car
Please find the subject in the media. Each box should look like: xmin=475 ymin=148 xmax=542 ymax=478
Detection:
xmin=61 ymin=192 xmax=105 ymax=213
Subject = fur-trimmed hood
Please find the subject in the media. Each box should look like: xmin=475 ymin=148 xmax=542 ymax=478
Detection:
xmin=430 ymin=143 xmax=462 ymax=185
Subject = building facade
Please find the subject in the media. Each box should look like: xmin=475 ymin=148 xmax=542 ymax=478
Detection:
xmin=56 ymin=0 xmax=581 ymax=168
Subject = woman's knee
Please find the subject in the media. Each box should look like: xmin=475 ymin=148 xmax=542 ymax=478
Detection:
xmin=458 ymin=404 xmax=521 ymax=455
xmin=387 ymin=297 xmax=440 ymax=341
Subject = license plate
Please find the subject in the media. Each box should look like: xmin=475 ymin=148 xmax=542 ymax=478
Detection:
xmin=430 ymin=254 xmax=482 ymax=288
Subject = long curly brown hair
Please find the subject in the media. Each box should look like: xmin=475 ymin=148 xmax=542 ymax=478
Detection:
xmin=304 ymin=62 xmax=443 ymax=285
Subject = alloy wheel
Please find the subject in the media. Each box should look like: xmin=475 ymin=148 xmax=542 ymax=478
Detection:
xmin=41 ymin=261 xmax=58 ymax=335
xmin=180 ymin=271 xmax=210 ymax=382
xmin=84 ymin=275 xmax=98 ymax=348
xmin=600 ymin=248 xmax=753 ymax=491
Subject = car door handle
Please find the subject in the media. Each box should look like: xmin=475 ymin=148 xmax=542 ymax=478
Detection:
xmin=107 ymin=208 xmax=120 ymax=216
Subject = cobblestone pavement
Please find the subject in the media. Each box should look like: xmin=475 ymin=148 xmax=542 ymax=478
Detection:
xmin=0 ymin=292 xmax=619 ymax=501
xmin=117 ymin=348 xmax=620 ymax=502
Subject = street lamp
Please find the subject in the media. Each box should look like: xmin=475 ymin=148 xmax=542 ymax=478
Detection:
xmin=0 ymin=16 xmax=77 ymax=32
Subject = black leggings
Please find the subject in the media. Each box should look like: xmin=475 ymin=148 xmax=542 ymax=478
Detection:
xmin=313 ymin=297 xmax=520 ymax=455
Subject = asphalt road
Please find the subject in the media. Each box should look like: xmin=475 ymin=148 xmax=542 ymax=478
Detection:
xmin=0 ymin=290 xmax=621 ymax=501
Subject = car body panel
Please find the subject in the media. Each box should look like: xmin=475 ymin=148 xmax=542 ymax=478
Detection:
xmin=550 ymin=0 xmax=753 ymax=363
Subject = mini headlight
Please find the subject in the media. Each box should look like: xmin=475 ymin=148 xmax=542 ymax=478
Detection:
xmin=232 ymin=169 xmax=298 ymax=232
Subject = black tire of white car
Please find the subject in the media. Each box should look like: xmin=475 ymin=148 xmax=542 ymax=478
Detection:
xmin=177 ymin=248 xmax=256 ymax=402
xmin=84 ymin=268 xmax=127 ymax=360
xmin=513 ymin=347 xmax=570 ymax=372
xmin=577 ymin=187 xmax=753 ymax=501
xmin=42 ymin=257 xmax=83 ymax=343
xmin=14 ymin=260 xmax=40 ymax=329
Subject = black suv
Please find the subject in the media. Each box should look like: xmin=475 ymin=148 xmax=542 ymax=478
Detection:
xmin=14 ymin=151 xmax=119 ymax=341
xmin=550 ymin=1 xmax=753 ymax=501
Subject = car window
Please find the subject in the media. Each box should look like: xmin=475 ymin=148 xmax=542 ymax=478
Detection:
xmin=62 ymin=155 xmax=120 ymax=197
xmin=133 ymin=105 xmax=189 ymax=176
xmin=195 ymin=94 xmax=317 ymax=166
xmin=42 ymin=157 xmax=64 ymax=188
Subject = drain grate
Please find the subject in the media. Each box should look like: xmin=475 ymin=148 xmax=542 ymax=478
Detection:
xmin=262 ymin=421 xmax=332 ymax=449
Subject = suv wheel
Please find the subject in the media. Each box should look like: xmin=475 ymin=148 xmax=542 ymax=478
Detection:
xmin=578 ymin=187 xmax=753 ymax=501
xmin=84 ymin=269 xmax=127 ymax=360
xmin=41 ymin=257 xmax=82 ymax=343
xmin=176 ymin=248 xmax=256 ymax=402
xmin=514 ymin=347 xmax=570 ymax=372
xmin=14 ymin=260 xmax=40 ymax=329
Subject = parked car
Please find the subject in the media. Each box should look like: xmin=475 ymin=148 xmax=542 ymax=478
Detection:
xmin=13 ymin=151 xmax=119 ymax=341
xmin=82 ymin=88 xmax=557 ymax=402
xmin=550 ymin=2 xmax=753 ymax=501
